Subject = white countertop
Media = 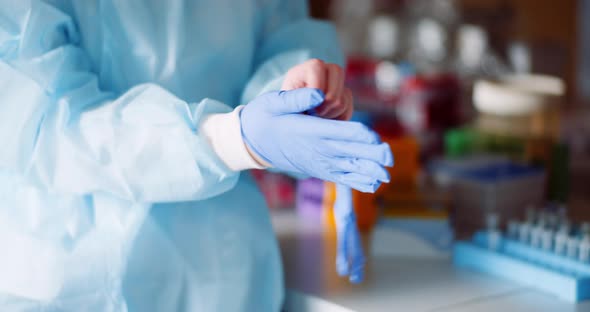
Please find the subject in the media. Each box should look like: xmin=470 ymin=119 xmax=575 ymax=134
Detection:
xmin=271 ymin=211 xmax=590 ymax=312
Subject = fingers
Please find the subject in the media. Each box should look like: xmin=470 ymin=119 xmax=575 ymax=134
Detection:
xmin=271 ymin=88 xmax=325 ymax=114
xmin=281 ymin=59 xmax=320 ymax=91
xmin=297 ymin=117 xmax=381 ymax=144
xmin=336 ymin=223 xmax=350 ymax=277
xmin=323 ymin=140 xmax=394 ymax=167
xmin=334 ymin=186 xmax=352 ymax=277
xmin=333 ymin=185 xmax=366 ymax=283
xmin=336 ymin=246 xmax=350 ymax=276
xmin=325 ymin=89 xmax=354 ymax=121
xmin=315 ymin=64 xmax=348 ymax=119
xmin=303 ymin=59 xmax=328 ymax=93
xmin=329 ymin=158 xmax=390 ymax=183
xmin=315 ymin=97 xmax=347 ymax=120
xmin=335 ymin=89 xmax=354 ymax=121
xmin=315 ymin=64 xmax=344 ymax=117
xmin=347 ymin=223 xmax=365 ymax=284
xmin=336 ymin=173 xmax=381 ymax=193
xmin=326 ymin=63 xmax=345 ymax=102
xmin=283 ymin=59 xmax=351 ymax=120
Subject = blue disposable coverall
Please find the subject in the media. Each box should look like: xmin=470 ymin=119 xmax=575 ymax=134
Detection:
xmin=0 ymin=0 xmax=344 ymax=310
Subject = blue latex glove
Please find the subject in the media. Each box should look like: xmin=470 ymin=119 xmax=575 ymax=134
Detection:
xmin=334 ymin=184 xmax=365 ymax=283
xmin=240 ymin=88 xmax=392 ymax=192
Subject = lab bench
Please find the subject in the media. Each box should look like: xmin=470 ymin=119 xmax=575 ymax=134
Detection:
xmin=271 ymin=211 xmax=590 ymax=312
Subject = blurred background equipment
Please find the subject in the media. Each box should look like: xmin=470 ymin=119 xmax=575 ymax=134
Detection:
xmin=454 ymin=209 xmax=590 ymax=302
xmin=262 ymin=0 xmax=590 ymax=306
xmin=262 ymin=0 xmax=588 ymax=231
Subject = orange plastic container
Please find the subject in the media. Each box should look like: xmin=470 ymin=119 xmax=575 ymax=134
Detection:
xmin=323 ymin=135 xmax=421 ymax=232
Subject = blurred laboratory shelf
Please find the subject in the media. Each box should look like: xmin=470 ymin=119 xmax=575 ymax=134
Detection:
xmin=271 ymin=211 xmax=590 ymax=312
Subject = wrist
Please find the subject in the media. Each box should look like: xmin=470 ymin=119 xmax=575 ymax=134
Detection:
xmin=244 ymin=141 xmax=272 ymax=168
xmin=199 ymin=106 xmax=269 ymax=171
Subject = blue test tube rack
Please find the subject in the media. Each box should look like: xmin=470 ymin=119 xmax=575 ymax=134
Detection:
xmin=454 ymin=231 xmax=590 ymax=302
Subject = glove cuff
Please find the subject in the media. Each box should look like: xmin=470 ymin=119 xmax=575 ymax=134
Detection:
xmin=200 ymin=106 xmax=268 ymax=171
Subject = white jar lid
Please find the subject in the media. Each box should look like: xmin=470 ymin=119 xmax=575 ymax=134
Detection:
xmin=473 ymin=74 xmax=565 ymax=116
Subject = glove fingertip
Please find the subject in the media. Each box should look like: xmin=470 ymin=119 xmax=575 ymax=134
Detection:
xmin=376 ymin=182 xmax=383 ymax=193
xmin=310 ymin=88 xmax=326 ymax=107
xmin=359 ymin=182 xmax=380 ymax=194
xmin=280 ymin=88 xmax=325 ymax=113
xmin=356 ymin=185 xmax=373 ymax=194
xmin=381 ymin=143 xmax=394 ymax=167
xmin=349 ymin=273 xmax=363 ymax=284
xmin=349 ymin=259 xmax=365 ymax=283
xmin=377 ymin=166 xmax=391 ymax=183
xmin=387 ymin=152 xmax=394 ymax=168
xmin=337 ymin=261 xmax=349 ymax=277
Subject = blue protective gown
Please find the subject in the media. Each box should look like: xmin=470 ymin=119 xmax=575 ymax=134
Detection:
xmin=0 ymin=0 xmax=344 ymax=311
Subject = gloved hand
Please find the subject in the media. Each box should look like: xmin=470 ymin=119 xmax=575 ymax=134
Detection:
xmin=240 ymin=88 xmax=392 ymax=193
xmin=334 ymin=184 xmax=365 ymax=283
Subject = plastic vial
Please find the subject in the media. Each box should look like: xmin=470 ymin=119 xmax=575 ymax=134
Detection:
xmin=547 ymin=213 xmax=559 ymax=230
xmin=541 ymin=228 xmax=554 ymax=251
xmin=557 ymin=204 xmax=567 ymax=219
xmin=555 ymin=231 xmax=569 ymax=255
xmin=558 ymin=220 xmax=572 ymax=235
xmin=530 ymin=225 xmax=543 ymax=248
xmin=519 ymin=222 xmax=531 ymax=244
xmin=579 ymin=222 xmax=590 ymax=237
xmin=536 ymin=211 xmax=547 ymax=228
xmin=579 ymin=234 xmax=590 ymax=263
xmin=486 ymin=212 xmax=501 ymax=250
xmin=526 ymin=207 xmax=536 ymax=224
xmin=529 ymin=212 xmax=546 ymax=248
xmin=507 ymin=220 xmax=520 ymax=239
xmin=567 ymin=236 xmax=580 ymax=259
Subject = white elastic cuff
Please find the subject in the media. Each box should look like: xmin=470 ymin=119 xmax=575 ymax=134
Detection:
xmin=200 ymin=106 xmax=267 ymax=171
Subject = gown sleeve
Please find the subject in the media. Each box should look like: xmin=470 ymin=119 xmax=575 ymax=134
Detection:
xmin=0 ymin=0 xmax=241 ymax=203
xmin=240 ymin=0 xmax=346 ymax=103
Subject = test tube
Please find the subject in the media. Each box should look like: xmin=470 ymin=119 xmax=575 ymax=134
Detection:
xmin=530 ymin=212 xmax=546 ymax=248
xmin=556 ymin=205 xmax=569 ymax=234
xmin=579 ymin=222 xmax=590 ymax=237
xmin=530 ymin=226 xmax=543 ymax=248
xmin=579 ymin=234 xmax=590 ymax=263
xmin=554 ymin=230 xmax=568 ymax=255
xmin=486 ymin=211 xmax=501 ymax=250
xmin=526 ymin=207 xmax=536 ymax=224
xmin=559 ymin=220 xmax=571 ymax=235
xmin=554 ymin=219 xmax=570 ymax=251
xmin=541 ymin=228 xmax=554 ymax=252
xmin=507 ymin=220 xmax=519 ymax=239
xmin=537 ymin=211 xmax=548 ymax=228
xmin=566 ymin=236 xmax=580 ymax=259
xmin=557 ymin=204 xmax=568 ymax=223
xmin=547 ymin=212 xmax=559 ymax=231
xmin=518 ymin=222 xmax=531 ymax=244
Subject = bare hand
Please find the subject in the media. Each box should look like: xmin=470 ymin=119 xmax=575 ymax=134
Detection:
xmin=282 ymin=59 xmax=353 ymax=121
